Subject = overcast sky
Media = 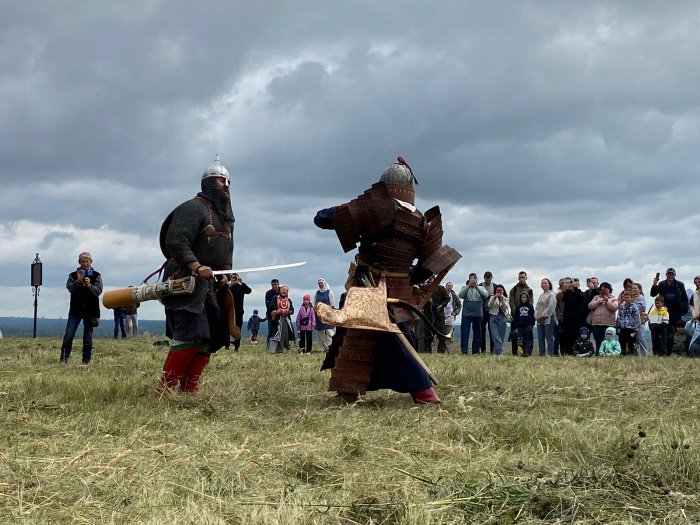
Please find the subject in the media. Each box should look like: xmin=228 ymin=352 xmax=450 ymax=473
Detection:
xmin=1 ymin=1 xmax=699 ymax=322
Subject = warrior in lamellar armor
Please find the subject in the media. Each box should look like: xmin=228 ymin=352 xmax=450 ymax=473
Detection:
xmin=314 ymin=156 xmax=461 ymax=403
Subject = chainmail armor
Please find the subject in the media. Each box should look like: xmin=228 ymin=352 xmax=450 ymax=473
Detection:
xmin=160 ymin=195 xmax=233 ymax=313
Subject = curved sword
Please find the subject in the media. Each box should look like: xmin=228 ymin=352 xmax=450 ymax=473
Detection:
xmin=211 ymin=261 xmax=306 ymax=276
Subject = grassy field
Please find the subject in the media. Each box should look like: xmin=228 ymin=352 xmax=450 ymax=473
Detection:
xmin=0 ymin=337 xmax=699 ymax=524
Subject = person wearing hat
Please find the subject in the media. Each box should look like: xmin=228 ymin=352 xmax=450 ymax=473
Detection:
xmin=573 ymin=326 xmax=595 ymax=358
xmin=314 ymin=278 xmax=335 ymax=353
xmin=650 ymin=268 xmax=688 ymax=354
xmin=598 ymin=327 xmax=621 ymax=357
xmin=267 ymin=285 xmax=296 ymax=353
xmin=296 ymin=294 xmax=316 ymax=353
xmin=157 ymin=156 xmax=234 ymax=393
xmin=458 ymin=272 xmax=489 ymax=355
xmin=314 ymin=156 xmax=461 ymax=403
xmin=59 ymin=251 xmax=103 ymax=364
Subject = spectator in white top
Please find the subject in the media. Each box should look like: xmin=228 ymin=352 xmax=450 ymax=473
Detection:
xmin=443 ymin=282 xmax=461 ymax=351
xmin=535 ymin=278 xmax=557 ymax=356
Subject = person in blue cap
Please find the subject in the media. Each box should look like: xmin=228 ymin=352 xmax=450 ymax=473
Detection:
xmin=573 ymin=327 xmax=595 ymax=358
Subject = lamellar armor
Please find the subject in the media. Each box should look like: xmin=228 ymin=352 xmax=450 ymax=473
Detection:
xmin=314 ymin=157 xmax=461 ymax=397
xmin=330 ymin=182 xmax=460 ymax=322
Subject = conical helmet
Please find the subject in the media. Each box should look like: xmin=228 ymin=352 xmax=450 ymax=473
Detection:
xmin=379 ymin=156 xmax=418 ymax=204
xmin=201 ymin=155 xmax=230 ymax=186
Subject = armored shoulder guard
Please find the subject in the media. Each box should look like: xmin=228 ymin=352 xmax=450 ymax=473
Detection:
xmin=422 ymin=245 xmax=462 ymax=276
xmin=332 ymin=182 xmax=397 ymax=253
xmin=418 ymin=206 xmax=462 ymax=274
xmin=419 ymin=206 xmax=444 ymax=261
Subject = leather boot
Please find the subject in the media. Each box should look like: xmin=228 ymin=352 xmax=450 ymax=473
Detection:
xmin=158 ymin=344 xmax=199 ymax=393
xmin=411 ymin=387 xmax=441 ymax=404
xmin=180 ymin=352 xmax=210 ymax=393
xmin=337 ymin=392 xmax=362 ymax=403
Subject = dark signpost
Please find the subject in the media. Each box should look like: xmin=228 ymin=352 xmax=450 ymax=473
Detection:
xmin=31 ymin=253 xmax=42 ymax=338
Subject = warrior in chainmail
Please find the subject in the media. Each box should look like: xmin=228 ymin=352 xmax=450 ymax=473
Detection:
xmin=158 ymin=156 xmax=234 ymax=394
xmin=314 ymin=157 xmax=461 ymax=403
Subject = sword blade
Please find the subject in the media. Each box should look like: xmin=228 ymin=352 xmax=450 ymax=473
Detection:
xmin=211 ymin=261 xmax=306 ymax=276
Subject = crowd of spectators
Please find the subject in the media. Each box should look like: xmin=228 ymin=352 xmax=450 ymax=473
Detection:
xmin=429 ymin=268 xmax=700 ymax=358
xmin=228 ymin=268 xmax=700 ymax=360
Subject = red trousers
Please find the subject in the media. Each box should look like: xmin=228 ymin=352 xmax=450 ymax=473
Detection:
xmin=159 ymin=344 xmax=210 ymax=393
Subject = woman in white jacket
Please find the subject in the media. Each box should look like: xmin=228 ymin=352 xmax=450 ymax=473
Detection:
xmin=488 ymin=284 xmax=510 ymax=356
xmin=535 ymin=278 xmax=557 ymax=356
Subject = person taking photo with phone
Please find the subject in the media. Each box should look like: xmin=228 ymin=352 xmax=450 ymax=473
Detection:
xmin=59 ymin=251 xmax=103 ymax=364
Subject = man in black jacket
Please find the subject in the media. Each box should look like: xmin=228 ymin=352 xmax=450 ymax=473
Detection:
xmin=60 ymin=251 xmax=103 ymax=364
xmin=229 ymin=273 xmax=251 ymax=351
xmin=651 ymin=268 xmax=688 ymax=353
xmin=561 ymin=278 xmax=588 ymax=355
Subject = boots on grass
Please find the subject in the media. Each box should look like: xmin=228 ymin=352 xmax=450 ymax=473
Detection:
xmin=336 ymin=392 xmax=363 ymax=403
xmin=411 ymin=387 xmax=441 ymax=404
xmin=180 ymin=352 xmax=210 ymax=394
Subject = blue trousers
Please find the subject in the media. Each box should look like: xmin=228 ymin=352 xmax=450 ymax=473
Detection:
xmin=460 ymin=316 xmax=482 ymax=354
xmin=489 ymin=314 xmax=507 ymax=355
xmin=553 ymin=316 xmax=561 ymax=355
xmin=114 ymin=316 xmax=127 ymax=338
xmin=537 ymin=322 xmax=555 ymax=356
xmin=591 ymin=325 xmax=608 ymax=355
xmin=60 ymin=314 xmax=94 ymax=363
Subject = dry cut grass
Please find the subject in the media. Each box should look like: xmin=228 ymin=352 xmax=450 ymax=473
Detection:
xmin=0 ymin=336 xmax=699 ymax=524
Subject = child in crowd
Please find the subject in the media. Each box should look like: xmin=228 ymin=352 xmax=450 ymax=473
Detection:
xmin=514 ymin=292 xmax=535 ymax=356
xmin=296 ymin=295 xmax=316 ymax=354
xmin=647 ymin=295 xmax=669 ymax=356
xmin=617 ymin=290 xmax=641 ymax=356
xmin=246 ymin=309 xmax=265 ymax=345
xmin=574 ymin=327 xmax=595 ymax=358
xmin=671 ymin=321 xmax=690 ymax=356
xmin=599 ymin=327 xmax=622 ymax=356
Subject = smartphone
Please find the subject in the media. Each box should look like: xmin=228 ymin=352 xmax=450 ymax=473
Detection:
xmin=655 ymin=272 xmax=660 ymax=279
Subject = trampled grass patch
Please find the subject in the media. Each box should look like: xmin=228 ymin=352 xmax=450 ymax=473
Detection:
xmin=1 ymin=337 xmax=699 ymax=523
